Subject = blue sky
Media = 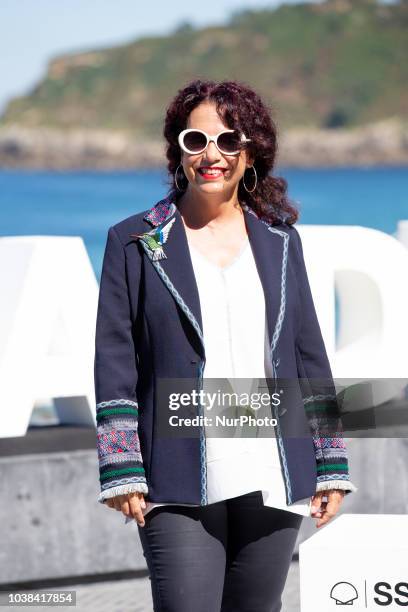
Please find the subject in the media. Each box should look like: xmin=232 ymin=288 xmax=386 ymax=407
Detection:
xmin=0 ymin=0 xmax=320 ymax=115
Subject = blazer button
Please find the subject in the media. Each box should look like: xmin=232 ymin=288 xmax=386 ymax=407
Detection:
xmin=190 ymin=359 xmax=197 ymax=364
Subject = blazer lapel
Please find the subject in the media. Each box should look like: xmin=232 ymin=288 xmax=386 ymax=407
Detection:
xmin=242 ymin=204 xmax=288 ymax=360
xmin=158 ymin=208 xmax=205 ymax=351
xmin=139 ymin=197 xmax=205 ymax=358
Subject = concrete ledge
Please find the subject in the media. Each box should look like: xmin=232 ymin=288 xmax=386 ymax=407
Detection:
xmin=0 ymin=425 xmax=96 ymax=456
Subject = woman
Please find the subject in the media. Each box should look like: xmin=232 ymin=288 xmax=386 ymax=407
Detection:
xmin=94 ymin=79 xmax=357 ymax=611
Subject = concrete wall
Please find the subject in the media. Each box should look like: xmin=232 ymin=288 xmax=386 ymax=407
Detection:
xmin=0 ymin=450 xmax=145 ymax=584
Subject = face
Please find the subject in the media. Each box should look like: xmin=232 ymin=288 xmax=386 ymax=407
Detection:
xmin=180 ymin=101 xmax=253 ymax=199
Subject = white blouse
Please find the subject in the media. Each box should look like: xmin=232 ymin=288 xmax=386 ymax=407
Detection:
xmin=126 ymin=234 xmax=312 ymax=524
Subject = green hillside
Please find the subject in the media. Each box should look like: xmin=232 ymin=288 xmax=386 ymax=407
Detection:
xmin=1 ymin=0 xmax=407 ymax=137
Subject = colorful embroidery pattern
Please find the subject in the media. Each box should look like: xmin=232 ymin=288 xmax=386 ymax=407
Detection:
xmin=96 ymin=398 xmax=148 ymax=503
xmin=303 ymin=393 xmax=353 ymax=488
xmin=144 ymin=197 xmax=176 ymax=226
xmin=97 ymin=429 xmax=142 ymax=458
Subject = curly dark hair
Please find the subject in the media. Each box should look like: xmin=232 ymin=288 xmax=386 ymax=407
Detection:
xmin=163 ymin=78 xmax=299 ymax=226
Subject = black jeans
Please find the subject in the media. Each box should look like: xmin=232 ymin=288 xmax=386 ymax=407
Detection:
xmin=137 ymin=490 xmax=303 ymax=612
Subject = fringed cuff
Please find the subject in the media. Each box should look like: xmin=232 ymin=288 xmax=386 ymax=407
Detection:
xmin=96 ymin=397 xmax=148 ymax=504
xmin=315 ymin=480 xmax=358 ymax=495
xmin=98 ymin=482 xmax=149 ymax=504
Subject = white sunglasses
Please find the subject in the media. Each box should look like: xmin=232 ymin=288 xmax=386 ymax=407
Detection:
xmin=178 ymin=128 xmax=251 ymax=156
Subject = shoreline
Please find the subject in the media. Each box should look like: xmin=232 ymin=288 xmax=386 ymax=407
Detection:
xmin=0 ymin=118 xmax=407 ymax=170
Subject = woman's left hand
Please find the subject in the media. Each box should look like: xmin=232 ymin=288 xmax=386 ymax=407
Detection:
xmin=310 ymin=489 xmax=345 ymax=528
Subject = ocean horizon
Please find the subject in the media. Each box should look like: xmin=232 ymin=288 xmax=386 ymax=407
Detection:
xmin=0 ymin=166 xmax=407 ymax=280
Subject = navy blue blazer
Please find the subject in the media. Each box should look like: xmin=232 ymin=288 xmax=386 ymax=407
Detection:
xmin=94 ymin=195 xmax=356 ymax=507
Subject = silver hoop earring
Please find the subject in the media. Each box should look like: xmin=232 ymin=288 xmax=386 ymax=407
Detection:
xmin=175 ymin=163 xmax=188 ymax=191
xmin=242 ymin=165 xmax=257 ymax=193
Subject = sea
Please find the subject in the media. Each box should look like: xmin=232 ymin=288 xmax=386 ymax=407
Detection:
xmin=0 ymin=166 xmax=407 ymax=281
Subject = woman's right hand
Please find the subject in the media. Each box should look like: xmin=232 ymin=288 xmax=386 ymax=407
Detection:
xmin=105 ymin=492 xmax=147 ymax=527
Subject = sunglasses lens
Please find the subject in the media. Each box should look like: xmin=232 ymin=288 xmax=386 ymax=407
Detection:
xmin=217 ymin=131 xmax=243 ymax=154
xmin=182 ymin=131 xmax=207 ymax=152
